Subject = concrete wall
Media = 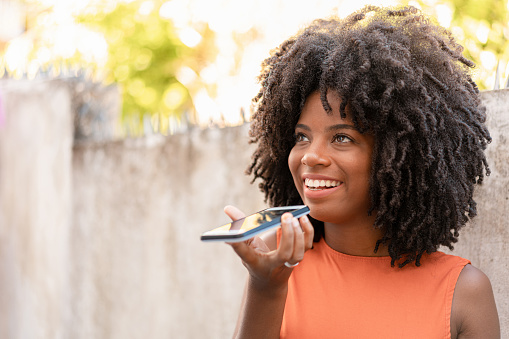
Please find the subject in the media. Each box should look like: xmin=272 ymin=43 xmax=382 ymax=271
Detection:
xmin=0 ymin=80 xmax=73 ymax=339
xmin=69 ymin=127 xmax=264 ymax=339
xmin=442 ymin=89 xmax=509 ymax=331
xmin=0 ymin=79 xmax=507 ymax=338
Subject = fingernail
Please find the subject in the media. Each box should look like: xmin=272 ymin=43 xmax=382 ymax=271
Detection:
xmin=292 ymin=218 xmax=299 ymax=228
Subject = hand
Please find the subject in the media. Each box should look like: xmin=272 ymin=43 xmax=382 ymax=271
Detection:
xmin=224 ymin=205 xmax=314 ymax=292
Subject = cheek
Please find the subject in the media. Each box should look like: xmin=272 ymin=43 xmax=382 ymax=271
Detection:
xmin=288 ymin=149 xmax=301 ymax=185
xmin=353 ymin=158 xmax=373 ymax=197
xmin=360 ymin=156 xmax=373 ymax=180
xmin=288 ymin=148 xmax=297 ymax=173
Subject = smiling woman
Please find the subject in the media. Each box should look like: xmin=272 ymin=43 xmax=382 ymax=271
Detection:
xmin=224 ymin=5 xmax=500 ymax=339
xmin=288 ymin=92 xmax=376 ymax=235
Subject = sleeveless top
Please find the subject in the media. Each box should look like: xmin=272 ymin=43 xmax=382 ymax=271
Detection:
xmin=280 ymin=237 xmax=470 ymax=339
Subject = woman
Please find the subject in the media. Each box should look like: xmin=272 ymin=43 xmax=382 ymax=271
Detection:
xmin=225 ymin=6 xmax=500 ymax=338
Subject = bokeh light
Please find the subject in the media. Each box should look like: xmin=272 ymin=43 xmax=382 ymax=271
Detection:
xmin=1 ymin=0 xmax=508 ymax=130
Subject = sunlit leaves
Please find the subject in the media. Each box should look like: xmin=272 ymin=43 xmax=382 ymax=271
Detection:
xmin=78 ymin=0 xmax=212 ymax=122
xmin=417 ymin=0 xmax=509 ymax=89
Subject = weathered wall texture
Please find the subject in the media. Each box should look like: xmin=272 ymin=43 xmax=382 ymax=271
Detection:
xmin=0 ymin=79 xmax=507 ymax=338
xmin=0 ymin=80 xmax=73 ymax=339
xmin=70 ymin=127 xmax=264 ymax=339
xmin=442 ymin=89 xmax=509 ymax=331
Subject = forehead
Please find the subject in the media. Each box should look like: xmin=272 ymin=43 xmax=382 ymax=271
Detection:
xmin=298 ymin=91 xmax=353 ymax=124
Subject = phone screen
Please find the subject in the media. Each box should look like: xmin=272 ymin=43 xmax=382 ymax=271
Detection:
xmin=217 ymin=209 xmax=283 ymax=234
xmin=201 ymin=205 xmax=309 ymax=242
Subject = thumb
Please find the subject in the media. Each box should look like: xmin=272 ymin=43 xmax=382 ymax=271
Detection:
xmin=224 ymin=205 xmax=246 ymax=221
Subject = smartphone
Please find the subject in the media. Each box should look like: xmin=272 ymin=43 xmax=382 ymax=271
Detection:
xmin=200 ymin=205 xmax=310 ymax=243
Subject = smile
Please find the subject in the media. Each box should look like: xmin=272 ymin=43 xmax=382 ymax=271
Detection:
xmin=305 ymin=178 xmax=342 ymax=190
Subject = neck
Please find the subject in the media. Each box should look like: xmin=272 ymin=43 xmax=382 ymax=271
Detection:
xmin=323 ymin=217 xmax=389 ymax=257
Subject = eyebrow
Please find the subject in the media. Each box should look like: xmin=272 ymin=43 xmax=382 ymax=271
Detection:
xmin=295 ymin=123 xmax=359 ymax=132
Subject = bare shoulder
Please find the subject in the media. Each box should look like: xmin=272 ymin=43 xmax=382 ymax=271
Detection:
xmin=450 ymin=264 xmax=500 ymax=339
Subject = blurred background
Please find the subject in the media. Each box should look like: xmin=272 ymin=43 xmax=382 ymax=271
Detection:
xmin=1 ymin=0 xmax=508 ymax=133
xmin=0 ymin=0 xmax=508 ymax=338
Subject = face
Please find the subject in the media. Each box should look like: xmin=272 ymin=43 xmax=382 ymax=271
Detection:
xmin=288 ymin=91 xmax=375 ymax=225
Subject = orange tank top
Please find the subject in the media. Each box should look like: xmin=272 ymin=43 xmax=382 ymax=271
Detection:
xmin=280 ymin=237 xmax=469 ymax=338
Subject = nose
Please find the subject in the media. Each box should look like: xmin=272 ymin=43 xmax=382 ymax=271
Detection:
xmin=301 ymin=145 xmax=331 ymax=167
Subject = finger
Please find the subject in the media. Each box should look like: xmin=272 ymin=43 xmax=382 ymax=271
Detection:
xmin=277 ymin=213 xmax=295 ymax=263
xmin=224 ymin=205 xmax=246 ymax=221
xmin=229 ymin=239 xmax=257 ymax=263
xmin=250 ymin=236 xmax=271 ymax=253
xmin=300 ymin=215 xmax=314 ymax=250
xmin=291 ymin=217 xmax=305 ymax=263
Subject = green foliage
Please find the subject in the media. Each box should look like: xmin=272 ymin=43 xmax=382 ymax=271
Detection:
xmin=449 ymin=0 xmax=506 ymax=22
xmin=417 ymin=0 xmax=509 ymax=89
xmin=78 ymin=1 xmax=213 ymax=123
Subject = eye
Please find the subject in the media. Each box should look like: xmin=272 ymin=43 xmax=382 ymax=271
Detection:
xmin=294 ymin=132 xmax=309 ymax=143
xmin=332 ymin=134 xmax=353 ymax=144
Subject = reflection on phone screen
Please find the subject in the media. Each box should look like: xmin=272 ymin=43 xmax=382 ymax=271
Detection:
xmin=229 ymin=210 xmax=282 ymax=233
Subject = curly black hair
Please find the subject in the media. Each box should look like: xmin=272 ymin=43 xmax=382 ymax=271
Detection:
xmin=246 ymin=5 xmax=491 ymax=267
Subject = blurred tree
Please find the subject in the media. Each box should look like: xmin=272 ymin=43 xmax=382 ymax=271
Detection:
xmin=417 ymin=0 xmax=509 ymax=89
xmin=2 ymin=0 xmax=507 ymax=130
xmin=78 ymin=0 xmax=218 ymax=127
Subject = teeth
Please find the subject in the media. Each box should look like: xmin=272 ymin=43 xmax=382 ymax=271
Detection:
xmin=305 ymin=178 xmax=341 ymax=189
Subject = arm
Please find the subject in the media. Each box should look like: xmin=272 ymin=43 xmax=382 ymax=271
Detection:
xmin=224 ymin=206 xmax=314 ymax=339
xmin=450 ymin=264 xmax=500 ymax=339
xmin=233 ymin=273 xmax=289 ymax=339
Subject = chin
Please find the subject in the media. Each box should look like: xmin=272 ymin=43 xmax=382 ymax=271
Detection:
xmin=306 ymin=204 xmax=339 ymax=223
